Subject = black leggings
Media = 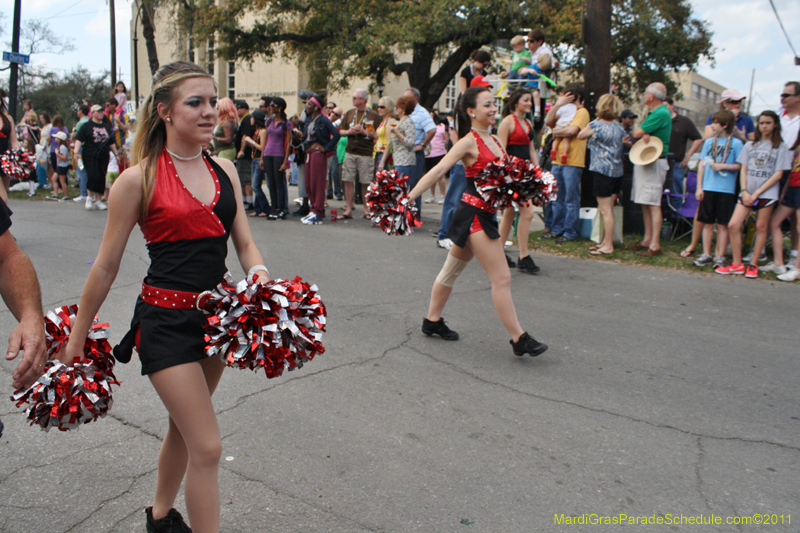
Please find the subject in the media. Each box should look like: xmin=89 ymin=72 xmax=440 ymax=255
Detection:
xmin=264 ymin=156 xmax=287 ymax=213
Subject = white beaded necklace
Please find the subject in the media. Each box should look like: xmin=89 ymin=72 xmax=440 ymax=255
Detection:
xmin=471 ymin=127 xmax=491 ymax=133
xmin=166 ymin=147 xmax=203 ymax=161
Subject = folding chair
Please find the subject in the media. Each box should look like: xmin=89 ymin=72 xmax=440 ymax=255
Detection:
xmin=665 ymin=170 xmax=699 ymax=241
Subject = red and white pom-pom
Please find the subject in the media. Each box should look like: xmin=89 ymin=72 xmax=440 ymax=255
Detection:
xmin=474 ymin=156 xmax=559 ymax=209
xmin=0 ymin=148 xmax=36 ymax=182
xmin=199 ymin=273 xmax=327 ymax=379
xmin=365 ymin=170 xmax=422 ymax=236
xmin=10 ymin=306 xmax=119 ymax=432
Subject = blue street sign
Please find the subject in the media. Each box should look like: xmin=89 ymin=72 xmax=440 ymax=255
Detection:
xmin=2 ymin=52 xmax=30 ymax=64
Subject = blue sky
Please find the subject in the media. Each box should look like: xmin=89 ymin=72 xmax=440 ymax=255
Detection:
xmin=1 ymin=0 xmax=798 ymax=116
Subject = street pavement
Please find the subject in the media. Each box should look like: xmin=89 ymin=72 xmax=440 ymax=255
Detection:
xmin=1 ymin=194 xmax=798 ymax=533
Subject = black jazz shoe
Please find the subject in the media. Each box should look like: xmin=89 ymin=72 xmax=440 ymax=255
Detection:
xmin=505 ymin=254 xmax=517 ymax=268
xmin=510 ymin=332 xmax=548 ymax=357
xmin=517 ymin=255 xmax=540 ymax=274
xmin=145 ymin=507 xmax=193 ymax=533
xmin=422 ymin=317 xmax=459 ymax=341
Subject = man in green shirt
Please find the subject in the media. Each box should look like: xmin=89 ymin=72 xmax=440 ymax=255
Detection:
xmin=631 ymin=82 xmax=672 ymax=256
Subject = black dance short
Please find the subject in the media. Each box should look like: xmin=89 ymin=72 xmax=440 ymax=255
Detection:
xmin=448 ymin=201 xmax=500 ymax=248
xmin=697 ymin=190 xmax=737 ymax=225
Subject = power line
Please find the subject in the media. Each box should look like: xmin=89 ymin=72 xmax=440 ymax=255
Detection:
xmin=42 ymin=0 xmax=84 ymax=21
xmin=768 ymin=0 xmax=798 ymax=59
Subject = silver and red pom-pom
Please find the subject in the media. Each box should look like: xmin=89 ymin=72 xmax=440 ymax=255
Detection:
xmin=365 ymin=170 xmax=422 ymax=236
xmin=199 ymin=273 xmax=327 ymax=379
xmin=474 ymin=156 xmax=558 ymax=209
xmin=11 ymin=306 xmax=119 ymax=432
xmin=0 ymin=148 xmax=36 ymax=182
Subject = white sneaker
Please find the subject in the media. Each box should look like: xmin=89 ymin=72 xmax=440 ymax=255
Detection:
xmin=437 ymin=238 xmax=453 ymax=250
xmin=761 ymin=262 xmax=788 ymax=274
xmin=777 ymin=268 xmax=800 ymax=282
xmin=293 ymin=197 xmax=303 ymax=205
xmin=73 ymin=196 xmax=87 ymax=203
xmin=437 ymin=199 xmax=444 ymax=204
xmin=424 ymin=197 xmax=436 ymax=204
xmin=95 ymin=200 xmax=108 ymax=211
xmin=505 ymin=240 xmax=513 ymax=248
xmin=85 ymin=197 xmax=95 ymax=210
xmin=742 ymin=250 xmax=767 ymax=263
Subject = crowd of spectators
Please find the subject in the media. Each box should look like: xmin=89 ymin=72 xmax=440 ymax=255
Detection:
xmin=3 ymin=30 xmax=799 ymax=283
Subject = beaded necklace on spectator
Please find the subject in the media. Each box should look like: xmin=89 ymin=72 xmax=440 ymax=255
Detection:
xmin=711 ymin=134 xmax=733 ymax=164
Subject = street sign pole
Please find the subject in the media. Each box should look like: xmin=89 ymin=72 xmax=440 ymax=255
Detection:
xmin=8 ymin=0 xmax=22 ymax=120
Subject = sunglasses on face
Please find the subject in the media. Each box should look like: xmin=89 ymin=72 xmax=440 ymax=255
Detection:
xmin=377 ymin=105 xmax=386 ymax=109
xmin=780 ymin=93 xmax=796 ymax=99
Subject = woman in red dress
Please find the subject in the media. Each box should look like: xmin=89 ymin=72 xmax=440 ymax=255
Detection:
xmin=57 ymin=62 xmax=269 ymax=533
xmin=407 ymin=87 xmax=548 ymax=357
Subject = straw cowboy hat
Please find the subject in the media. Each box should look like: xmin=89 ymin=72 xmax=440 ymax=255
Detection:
xmin=629 ymin=136 xmax=663 ymax=166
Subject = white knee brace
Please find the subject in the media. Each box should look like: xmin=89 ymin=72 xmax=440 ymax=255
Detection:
xmin=435 ymin=255 xmax=469 ymax=288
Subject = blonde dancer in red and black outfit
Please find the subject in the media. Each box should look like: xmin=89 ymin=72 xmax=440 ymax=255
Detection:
xmin=56 ymin=62 xmax=269 ymax=533
xmin=407 ymin=87 xmax=548 ymax=357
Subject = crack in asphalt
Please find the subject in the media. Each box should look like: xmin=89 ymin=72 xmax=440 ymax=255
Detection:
xmin=694 ymin=437 xmax=712 ymax=512
xmin=65 ymin=466 xmax=157 ymax=533
xmin=219 ymin=465 xmax=385 ymax=532
xmin=407 ymin=344 xmax=800 ymax=452
xmin=108 ymin=507 xmax=146 ymax=533
xmin=215 ymin=329 xmax=415 ymax=417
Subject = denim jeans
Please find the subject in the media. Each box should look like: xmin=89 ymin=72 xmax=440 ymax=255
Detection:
xmin=544 ymin=204 xmax=554 ymax=231
xmin=438 ymin=162 xmax=466 ymax=240
xmin=328 ymin=156 xmax=343 ymax=197
xmin=669 ymin=164 xmax=686 ymax=212
xmin=36 ymin=162 xmax=49 ymax=189
xmin=251 ymin=159 xmax=269 ymax=215
xmin=409 ymin=150 xmax=425 ymax=216
xmin=550 ymin=164 xmax=583 ymax=240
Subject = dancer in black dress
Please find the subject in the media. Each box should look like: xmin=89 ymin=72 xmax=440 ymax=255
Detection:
xmin=406 ymin=87 xmax=548 ymax=357
xmin=57 ymin=62 xmax=269 ymax=533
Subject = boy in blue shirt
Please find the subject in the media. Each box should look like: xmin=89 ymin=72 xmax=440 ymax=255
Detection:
xmin=693 ymin=110 xmax=743 ymax=267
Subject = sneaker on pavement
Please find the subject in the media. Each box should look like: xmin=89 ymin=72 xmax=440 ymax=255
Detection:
xmin=517 ymin=255 xmax=540 ymax=274
xmin=437 ymin=199 xmax=444 ymax=204
xmin=510 ymin=332 xmax=548 ymax=357
xmin=59 ymin=196 xmax=71 ymax=202
xmin=713 ymin=256 xmax=726 ymax=269
xmin=693 ymin=253 xmax=713 ymax=267
xmin=95 ymin=200 xmax=108 ymax=210
xmin=715 ymin=263 xmax=745 ymax=275
xmin=85 ymin=197 xmax=95 ymax=210
xmin=742 ymin=251 xmax=767 ymax=263
xmin=145 ymin=506 xmax=193 ymax=533
xmin=506 ymin=254 xmax=516 ymax=268
xmin=46 ymin=195 xmax=59 ymax=201
xmin=301 ymin=214 xmax=324 ymax=225
xmin=437 ymin=238 xmax=453 ymax=250
xmin=424 ymin=197 xmax=436 ymax=204
xmin=745 ymin=264 xmax=758 ymax=279
xmin=777 ymin=268 xmax=800 ymax=282
xmin=761 ymin=262 xmax=788 ymax=274
xmin=73 ymin=196 xmax=87 ymax=202
xmin=421 ymin=317 xmax=459 ymax=341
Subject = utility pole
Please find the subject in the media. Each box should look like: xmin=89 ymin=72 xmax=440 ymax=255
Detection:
xmin=8 ymin=0 xmax=22 ymax=120
xmin=747 ymin=69 xmax=755 ymax=115
xmin=582 ymin=0 xmax=612 ymax=117
xmin=110 ymin=0 xmax=117 ymax=87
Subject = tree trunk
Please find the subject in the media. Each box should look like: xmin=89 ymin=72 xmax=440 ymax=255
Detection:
xmin=583 ymin=0 xmax=611 ymax=117
xmin=141 ymin=1 xmax=159 ymax=75
xmin=408 ymin=43 xmax=474 ymax=110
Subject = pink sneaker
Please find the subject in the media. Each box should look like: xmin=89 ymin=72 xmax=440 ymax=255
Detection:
xmin=745 ymin=264 xmax=758 ymax=279
xmin=715 ymin=263 xmax=745 ymax=275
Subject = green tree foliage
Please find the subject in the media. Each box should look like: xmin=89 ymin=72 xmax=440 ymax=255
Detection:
xmin=23 ymin=68 xmax=111 ymax=129
xmin=168 ymin=0 xmax=712 ymax=107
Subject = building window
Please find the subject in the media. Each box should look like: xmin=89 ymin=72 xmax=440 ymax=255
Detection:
xmin=206 ymin=37 xmax=215 ymax=75
xmin=227 ymin=61 xmax=235 ymax=99
xmin=444 ymin=76 xmax=457 ymax=111
xmin=692 ymin=83 xmax=700 ymax=101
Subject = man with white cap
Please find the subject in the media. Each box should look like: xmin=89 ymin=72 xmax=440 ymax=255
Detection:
xmin=703 ymin=89 xmax=754 ymax=143
xmin=630 ymin=82 xmax=672 ymax=256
